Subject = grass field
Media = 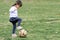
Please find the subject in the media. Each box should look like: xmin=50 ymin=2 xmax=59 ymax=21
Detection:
xmin=0 ymin=0 xmax=60 ymax=40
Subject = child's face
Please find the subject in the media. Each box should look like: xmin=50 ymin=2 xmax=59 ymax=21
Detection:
xmin=16 ymin=5 xmax=20 ymax=9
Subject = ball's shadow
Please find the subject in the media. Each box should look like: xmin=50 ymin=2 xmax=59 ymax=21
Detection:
xmin=18 ymin=35 xmax=27 ymax=38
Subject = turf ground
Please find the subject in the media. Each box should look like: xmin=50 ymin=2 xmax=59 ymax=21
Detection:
xmin=0 ymin=0 xmax=60 ymax=40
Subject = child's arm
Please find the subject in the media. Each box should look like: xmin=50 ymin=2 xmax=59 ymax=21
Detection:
xmin=9 ymin=7 xmax=16 ymax=13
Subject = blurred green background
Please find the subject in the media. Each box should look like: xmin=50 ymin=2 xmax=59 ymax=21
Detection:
xmin=0 ymin=0 xmax=60 ymax=40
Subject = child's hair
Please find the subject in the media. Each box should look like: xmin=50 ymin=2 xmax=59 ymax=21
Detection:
xmin=12 ymin=0 xmax=22 ymax=7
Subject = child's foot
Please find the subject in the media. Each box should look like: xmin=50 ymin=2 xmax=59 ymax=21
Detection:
xmin=17 ymin=26 xmax=23 ymax=30
xmin=12 ymin=34 xmax=17 ymax=38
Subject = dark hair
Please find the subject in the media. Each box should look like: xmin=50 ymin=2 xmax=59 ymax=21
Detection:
xmin=12 ymin=0 xmax=22 ymax=7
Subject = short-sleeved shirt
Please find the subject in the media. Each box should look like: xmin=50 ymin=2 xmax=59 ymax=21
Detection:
xmin=9 ymin=6 xmax=18 ymax=18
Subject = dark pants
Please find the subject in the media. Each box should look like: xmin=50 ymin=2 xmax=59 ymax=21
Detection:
xmin=9 ymin=17 xmax=22 ymax=34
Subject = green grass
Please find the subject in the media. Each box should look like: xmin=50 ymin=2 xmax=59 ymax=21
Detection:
xmin=0 ymin=0 xmax=60 ymax=40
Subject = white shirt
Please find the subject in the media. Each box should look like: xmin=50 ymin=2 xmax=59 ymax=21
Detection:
xmin=9 ymin=6 xmax=18 ymax=17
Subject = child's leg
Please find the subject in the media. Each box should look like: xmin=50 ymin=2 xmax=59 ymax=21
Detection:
xmin=17 ymin=18 xmax=22 ymax=26
xmin=17 ymin=18 xmax=23 ymax=30
xmin=9 ymin=17 xmax=17 ymax=37
xmin=12 ymin=23 xmax=16 ymax=34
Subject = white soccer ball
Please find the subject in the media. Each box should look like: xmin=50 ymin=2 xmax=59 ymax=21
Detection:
xmin=19 ymin=29 xmax=27 ymax=37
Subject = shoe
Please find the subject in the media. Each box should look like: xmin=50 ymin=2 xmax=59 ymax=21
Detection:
xmin=12 ymin=34 xmax=17 ymax=38
xmin=17 ymin=26 xmax=23 ymax=30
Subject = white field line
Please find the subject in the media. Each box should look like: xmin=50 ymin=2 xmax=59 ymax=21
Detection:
xmin=43 ymin=18 xmax=60 ymax=20
xmin=0 ymin=22 xmax=10 ymax=26
xmin=23 ymin=18 xmax=60 ymax=21
xmin=43 ymin=18 xmax=60 ymax=23
xmin=45 ymin=20 xmax=60 ymax=23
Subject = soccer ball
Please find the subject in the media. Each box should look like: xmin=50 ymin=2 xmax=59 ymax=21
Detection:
xmin=19 ymin=29 xmax=27 ymax=37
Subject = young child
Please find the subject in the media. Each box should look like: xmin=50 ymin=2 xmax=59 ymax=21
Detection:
xmin=9 ymin=0 xmax=23 ymax=37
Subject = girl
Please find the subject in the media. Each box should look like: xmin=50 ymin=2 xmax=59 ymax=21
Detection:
xmin=9 ymin=0 xmax=23 ymax=37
